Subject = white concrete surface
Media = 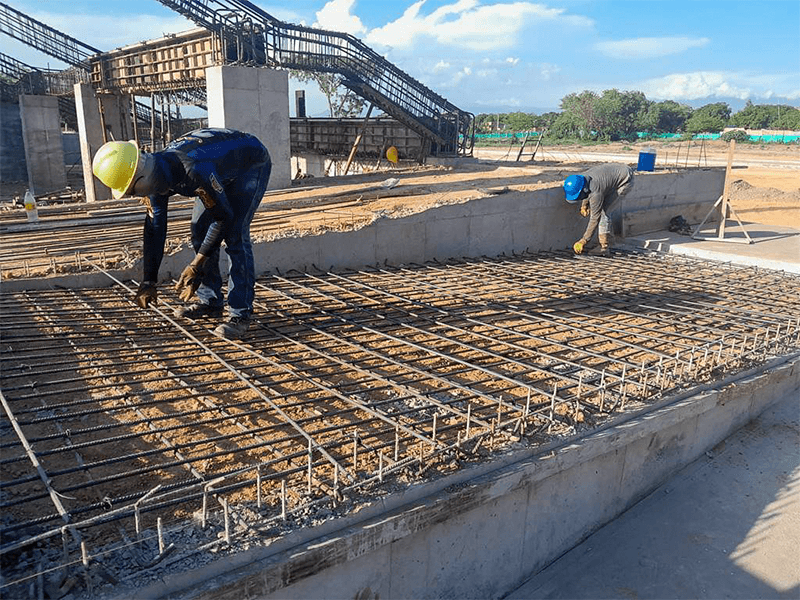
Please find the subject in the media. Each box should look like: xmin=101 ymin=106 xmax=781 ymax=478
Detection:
xmin=506 ymin=391 xmax=800 ymax=600
xmin=19 ymin=94 xmax=66 ymax=195
xmin=206 ymin=65 xmax=292 ymax=190
xmin=627 ymin=225 xmax=800 ymax=275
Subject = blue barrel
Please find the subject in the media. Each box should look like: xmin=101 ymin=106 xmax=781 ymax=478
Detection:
xmin=637 ymin=149 xmax=656 ymax=171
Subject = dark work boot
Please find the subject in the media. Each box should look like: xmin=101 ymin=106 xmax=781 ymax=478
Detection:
xmin=590 ymin=233 xmax=612 ymax=256
xmin=213 ymin=316 xmax=252 ymax=340
xmin=174 ymin=303 xmax=223 ymax=319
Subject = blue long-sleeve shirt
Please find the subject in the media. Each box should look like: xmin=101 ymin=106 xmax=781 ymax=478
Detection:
xmin=141 ymin=128 xmax=269 ymax=282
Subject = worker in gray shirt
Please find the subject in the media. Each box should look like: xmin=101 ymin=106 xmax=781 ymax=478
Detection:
xmin=562 ymin=163 xmax=634 ymax=256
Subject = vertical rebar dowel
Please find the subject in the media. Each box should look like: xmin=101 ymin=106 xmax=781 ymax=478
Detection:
xmin=334 ymin=466 xmax=339 ymax=506
xmin=307 ymin=439 xmax=313 ymax=495
xmin=134 ymin=505 xmax=141 ymax=539
xmin=157 ymin=517 xmax=164 ymax=555
xmin=525 ymin=388 xmax=531 ymax=418
xmin=599 ymin=370 xmax=606 ymax=412
xmin=201 ymin=489 xmax=208 ymax=530
xmin=81 ymin=541 xmax=92 ymax=595
xmin=281 ymin=479 xmax=287 ymax=520
xmin=432 ymin=413 xmax=437 ymax=442
xmin=548 ymin=384 xmax=557 ymax=433
xmin=395 ymin=426 xmax=400 ymax=462
xmin=466 ymin=403 xmax=471 ymax=439
xmin=620 ymin=365 xmax=627 ymax=409
xmin=379 ymin=452 xmax=384 ymax=482
xmin=223 ymin=500 xmax=230 ymax=544
xmin=38 ymin=562 xmax=44 ymax=600
xmin=497 ymin=396 xmax=502 ymax=427
xmin=257 ymin=466 xmax=262 ymax=509
xmin=577 ymin=373 xmax=583 ymax=397
xmin=61 ymin=528 xmax=69 ymax=578
xmin=353 ymin=431 xmax=358 ymax=472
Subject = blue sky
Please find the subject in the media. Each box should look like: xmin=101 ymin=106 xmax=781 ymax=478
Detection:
xmin=3 ymin=0 xmax=799 ymax=117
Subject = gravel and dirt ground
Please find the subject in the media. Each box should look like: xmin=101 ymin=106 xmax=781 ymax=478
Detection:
xmin=0 ymin=139 xmax=797 ymax=280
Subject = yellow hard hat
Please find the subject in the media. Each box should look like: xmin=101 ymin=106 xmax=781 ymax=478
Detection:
xmin=386 ymin=146 xmax=398 ymax=164
xmin=92 ymin=141 xmax=140 ymax=199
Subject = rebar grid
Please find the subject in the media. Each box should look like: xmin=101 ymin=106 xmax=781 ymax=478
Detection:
xmin=1 ymin=250 xmax=798 ymax=596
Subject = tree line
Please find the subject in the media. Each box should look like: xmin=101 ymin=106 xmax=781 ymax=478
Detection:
xmin=475 ymin=91 xmax=800 ymax=141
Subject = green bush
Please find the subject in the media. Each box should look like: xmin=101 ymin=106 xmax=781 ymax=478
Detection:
xmin=720 ymin=129 xmax=751 ymax=142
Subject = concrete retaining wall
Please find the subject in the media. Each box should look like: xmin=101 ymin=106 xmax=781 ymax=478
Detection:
xmin=156 ymin=168 xmax=725 ymax=283
xmin=0 ymin=168 xmax=724 ymax=293
xmin=129 ymin=354 xmax=799 ymax=600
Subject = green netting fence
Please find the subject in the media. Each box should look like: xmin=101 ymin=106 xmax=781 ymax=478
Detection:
xmin=474 ymin=131 xmax=799 ymax=143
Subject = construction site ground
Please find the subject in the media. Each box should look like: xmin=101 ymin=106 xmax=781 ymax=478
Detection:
xmin=1 ymin=139 xmax=798 ymax=600
xmin=1 ymin=140 xmax=798 ymax=281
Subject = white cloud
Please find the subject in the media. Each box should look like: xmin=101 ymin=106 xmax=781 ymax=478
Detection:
xmin=538 ymin=62 xmax=560 ymax=80
xmin=506 ymin=57 xmax=520 ymax=66
xmin=596 ymin=36 xmax=710 ymax=60
xmin=366 ymin=0 xmax=592 ymax=52
xmin=639 ymin=71 xmax=752 ymax=100
xmin=313 ymin=0 xmax=366 ymax=35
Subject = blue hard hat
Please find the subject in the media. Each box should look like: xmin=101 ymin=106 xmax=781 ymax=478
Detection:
xmin=563 ymin=174 xmax=586 ymax=203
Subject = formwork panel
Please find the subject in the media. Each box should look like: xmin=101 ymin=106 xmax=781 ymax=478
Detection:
xmin=1 ymin=250 xmax=798 ymax=598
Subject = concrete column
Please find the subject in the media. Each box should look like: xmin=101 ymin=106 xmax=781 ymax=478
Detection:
xmin=98 ymin=93 xmax=134 ymax=142
xmin=206 ymin=65 xmax=291 ymax=190
xmin=19 ymin=95 xmax=66 ymax=195
xmin=74 ymin=83 xmax=110 ymax=202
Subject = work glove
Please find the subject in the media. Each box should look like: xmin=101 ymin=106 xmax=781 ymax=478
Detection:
xmin=580 ymin=203 xmax=590 ymax=218
xmin=573 ymin=239 xmax=586 ymax=255
xmin=175 ymin=256 xmax=207 ymax=302
xmin=135 ymin=281 xmax=157 ymax=308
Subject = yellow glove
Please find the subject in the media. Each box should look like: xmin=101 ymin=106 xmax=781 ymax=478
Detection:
xmin=580 ymin=204 xmax=590 ymax=218
xmin=573 ymin=240 xmax=586 ymax=255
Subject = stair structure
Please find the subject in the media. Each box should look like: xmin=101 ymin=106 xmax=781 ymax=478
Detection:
xmin=155 ymin=0 xmax=474 ymax=156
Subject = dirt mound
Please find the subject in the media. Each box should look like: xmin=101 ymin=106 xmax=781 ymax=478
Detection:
xmin=726 ymin=179 xmax=800 ymax=228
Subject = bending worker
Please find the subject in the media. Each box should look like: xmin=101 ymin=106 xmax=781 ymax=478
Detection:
xmin=562 ymin=162 xmax=634 ymax=256
xmin=92 ymin=128 xmax=272 ymax=340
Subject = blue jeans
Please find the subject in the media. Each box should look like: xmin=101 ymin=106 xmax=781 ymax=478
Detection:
xmin=191 ymin=160 xmax=271 ymax=317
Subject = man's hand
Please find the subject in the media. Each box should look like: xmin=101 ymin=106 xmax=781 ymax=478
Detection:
xmin=580 ymin=203 xmax=590 ymax=218
xmin=135 ymin=281 xmax=157 ymax=308
xmin=175 ymin=255 xmax=207 ymax=302
xmin=573 ymin=239 xmax=586 ymax=255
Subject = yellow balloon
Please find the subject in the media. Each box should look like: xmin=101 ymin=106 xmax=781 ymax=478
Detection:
xmin=386 ymin=146 xmax=398 ymax=164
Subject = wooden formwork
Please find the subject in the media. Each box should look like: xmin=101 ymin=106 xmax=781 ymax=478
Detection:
xmin=291 ymin=117 xmax=425 ymax=160
xmin=90 ymin=28 xmax=218 ymax=93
